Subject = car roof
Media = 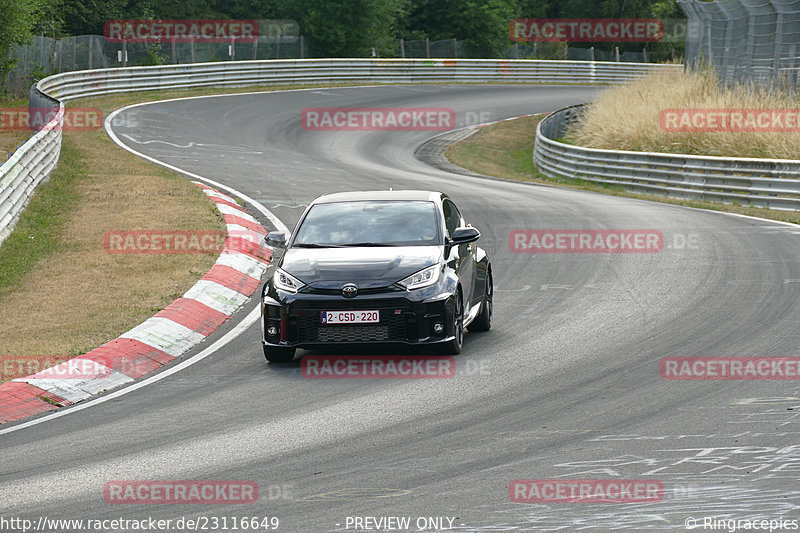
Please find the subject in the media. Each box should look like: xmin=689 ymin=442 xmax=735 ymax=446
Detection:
xmin=311 ymin=190 xmax=443 ymax=204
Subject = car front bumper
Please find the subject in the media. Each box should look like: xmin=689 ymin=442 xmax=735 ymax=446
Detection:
xmin=261 ymin=289 xmax=457 ymax=349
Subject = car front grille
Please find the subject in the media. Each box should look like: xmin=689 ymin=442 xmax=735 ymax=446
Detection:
xmin=316 ymin=325 xmax=390 ymax=343
xmin=290 ymin=300 xmax=412 ymax=343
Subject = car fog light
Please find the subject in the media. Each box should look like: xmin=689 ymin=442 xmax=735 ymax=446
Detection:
xmin=433 ymin=322 xmax=444 ymax=333
xmin=267 ymin=326 xmax=278 ymax=336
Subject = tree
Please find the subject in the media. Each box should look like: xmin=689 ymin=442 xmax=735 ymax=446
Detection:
xmin=33 ymin=0 xmax=66 ymax=40
xmin=149 ymin=0 xmax=215 ymax=19
xmin=551 ymin=0 xmax=651 ymax=18
xmin=516 ymin=0 xmax=549 ymax=18
xmin=276 ymin=0 xmax=408 ymax=57
xmin=650 ymin=0 xmax=686 ymax=62
xmin=652 ymin=0 xmax=684 ymax=19
xmin=0 ymin=0 xmax=56 ymax=89
xmin=409 ymin=0 xmax=518 ymax=58
xmin=210 ymin=0 xmax=277 ymax=20
xmin=61 ymin=0 xmax=128 ymax=36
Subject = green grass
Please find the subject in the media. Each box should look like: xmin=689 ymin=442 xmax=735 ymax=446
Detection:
xmin=1 ymin=96 xmax=30 ymax=108
xmin=0 ymin=139 xmax=84 ymax=299
xmin=446 ymin=115 xmax=800 ymax=225
xmin=37 ymin=395 xmax=60 ymax=406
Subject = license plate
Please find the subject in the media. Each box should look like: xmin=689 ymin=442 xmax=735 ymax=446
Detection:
xmin=321 ymin=310 xmax=380 ymax=324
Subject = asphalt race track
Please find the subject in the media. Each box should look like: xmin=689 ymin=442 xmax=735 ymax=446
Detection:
xmin=3 ymin=84 xmax=800 ymax=531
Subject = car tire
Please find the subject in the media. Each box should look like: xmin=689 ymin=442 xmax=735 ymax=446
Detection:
xmin=441 ymin=291 xmax=464 ymax=355
xmin=263 ymin=345 xmax=295 ymax=363
xmin=468 ymin=270 xmax=492 ymax=333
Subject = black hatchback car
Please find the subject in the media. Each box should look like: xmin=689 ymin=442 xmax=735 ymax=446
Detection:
xmin=260 ymin=190 xmax=492 ymax=362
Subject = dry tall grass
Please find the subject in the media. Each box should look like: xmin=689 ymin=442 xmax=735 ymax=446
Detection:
xmin=568 ymin=68 xmax=800 ymax=159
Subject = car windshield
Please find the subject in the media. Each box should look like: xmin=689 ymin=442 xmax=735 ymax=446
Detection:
xmin=293 ymin=200 xmax=441 ymax=247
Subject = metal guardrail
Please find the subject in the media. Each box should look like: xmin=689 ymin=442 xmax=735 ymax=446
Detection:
xmin=0 ymin=58 xmax=677 ymax=246
xmin=0 ymin=85 xmax=62 ymax=245
xmin=534 ymin=104 xmax=800 ymax=211
xmin=39 ymin=59 xmax=676 ymax=100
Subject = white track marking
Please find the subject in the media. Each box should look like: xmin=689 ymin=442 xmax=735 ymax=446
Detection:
xmin=0 ymin=307 xmax=261 ymax=436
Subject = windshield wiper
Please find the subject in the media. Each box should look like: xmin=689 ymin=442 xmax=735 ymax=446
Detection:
xmin=340 ymin=242 xmax=397 ymax=247
xmin=293 ymin=243 xmax=346 ymax=248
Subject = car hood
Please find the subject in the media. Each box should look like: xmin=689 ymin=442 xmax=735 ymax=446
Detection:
xmin=280 ymin=246 xmax=443 ymax=289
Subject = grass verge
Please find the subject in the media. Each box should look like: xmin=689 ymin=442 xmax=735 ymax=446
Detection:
xmin=1 ymin=97 xmax=34 ymax=160
xmin=445 ymin=114 xmax=800 ymax=225
xmin=0 ymin=99 xmax=227 ymax=377
xmin=567 ymin=68 xmax=800 ymax=159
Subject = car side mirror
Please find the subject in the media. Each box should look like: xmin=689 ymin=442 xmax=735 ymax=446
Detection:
xmin=264 ymin=231 xmax=287 ymax=248
xmin=451 ymin=226 xmax=480 ymax=245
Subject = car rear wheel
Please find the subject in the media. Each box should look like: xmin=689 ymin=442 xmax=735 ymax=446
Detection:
xmin=468 ymin=270 xmax=492 ymax=332
xmin=441 ymin=291 xmax=463 ymax=355
xmin=263 ymin=345 xmax=295 ymax=363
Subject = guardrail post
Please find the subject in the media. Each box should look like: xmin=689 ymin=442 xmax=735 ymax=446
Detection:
xmin=615 ymin=46 xmax=620 ymax=62
xmin=426 ymin=38 xmax=430 ymax=58
xmin=300 ymin=36 xmax=304 ymax=59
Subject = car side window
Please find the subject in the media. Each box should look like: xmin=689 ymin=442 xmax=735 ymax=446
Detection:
xmin=442 ymin=199 xmax=461 ymax=238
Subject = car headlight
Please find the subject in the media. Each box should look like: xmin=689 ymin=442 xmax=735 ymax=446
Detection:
xmin=398 ymin=264 xmax=441 ymax=290
xmin=273 ymin=268 xmax=306 ymax=293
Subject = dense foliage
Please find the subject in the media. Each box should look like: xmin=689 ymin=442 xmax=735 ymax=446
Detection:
xmin=4 ymin=0 xmax=685 ymax=62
